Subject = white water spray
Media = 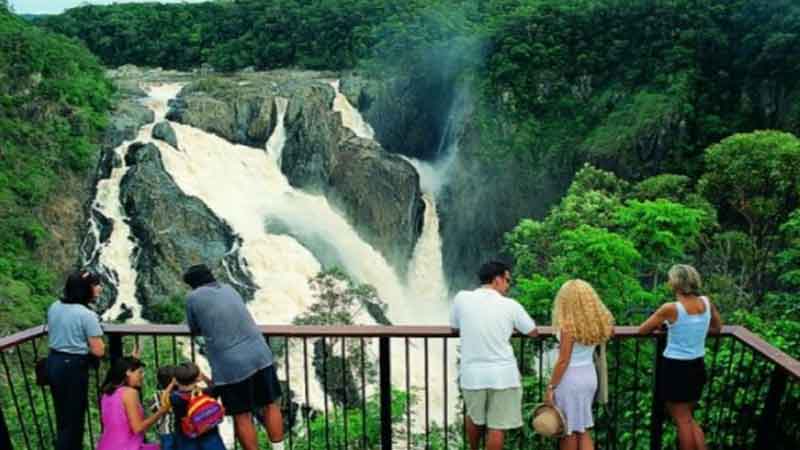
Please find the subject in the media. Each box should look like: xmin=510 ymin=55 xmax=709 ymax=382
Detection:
xmin=86 ymin=84 xmax=182 ymax=322
xmin=266 ymin=97 xmax=289 ymax=165
xmin=89 ymin=79 xmax=460 ymax=444
xmin=330 ymin=80 xmax=375 ymax=140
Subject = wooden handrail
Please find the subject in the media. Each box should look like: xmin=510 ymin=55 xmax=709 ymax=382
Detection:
xmin=731 ymin=326 xmax=800 ymax=379
xmin=0 ymin=325 xmax=46 ymax=352
xmin=2 ymin=323 xmax=795 ymax=379
xmin=99 ymin=323 xmax=740 ymax=337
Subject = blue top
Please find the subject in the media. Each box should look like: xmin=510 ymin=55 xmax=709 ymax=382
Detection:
xmin=663 ymin=297 xmax=711 ymax=360
xmin=47 ymin=301 xmax=103 ymax=355
xmin=186 ymin=282 xmax=273 ymax=385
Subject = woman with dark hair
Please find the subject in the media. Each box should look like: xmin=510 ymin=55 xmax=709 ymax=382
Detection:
xmin=96 ymin=356 xmax=172 ymax=450
xmin=47 ymin=270 xmax=106 ymax=450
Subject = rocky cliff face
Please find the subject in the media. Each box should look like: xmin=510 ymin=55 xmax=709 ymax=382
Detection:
xmin=339 ymin=73 xmax=559 ymax=290
xmin=120 ymin=142 xmax=256 ymax=320
xmin=341 ymin=74 xmax=457 ymax=161
xmin=167 ymin=72 xmax=424 ymax=276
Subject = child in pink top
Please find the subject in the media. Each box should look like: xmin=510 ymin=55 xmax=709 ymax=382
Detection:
xmin=96 ymin=356 xmax=174 ymax=450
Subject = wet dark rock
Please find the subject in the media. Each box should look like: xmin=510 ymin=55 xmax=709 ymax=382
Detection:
xmin=152 ymin=121 xmax=179 ymax=149
xmin=170 ymin=73 xmax=424 ymax=277
xmin=119 ymin=142 xmax=257 ymax=320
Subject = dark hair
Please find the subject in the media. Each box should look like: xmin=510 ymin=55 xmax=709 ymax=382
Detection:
xmin=156 ymin=365 xmax=176 ymax=389
xmin=182 ymin=264 xmax=216 ymax=289
xmin=173 ymin=362 xmax=200 ymax=385
xmin=62 ymin=270 xmax=101 ymax=305
xmin=101 ymin=357 xmax=145 ymax=395
xmin=478 ymin=261 xmax=511 ymax=285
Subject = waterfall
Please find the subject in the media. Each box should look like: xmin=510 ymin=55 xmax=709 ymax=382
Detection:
xmin=89 ymin=79 xmax=460 ymax=442
xmin=329 ymin=81 xmax=457 ymax=428
xmin=85 ymin=83 xmax=183 ymax=322
xmin=330 ymin=80 xmax=375 ymax=140
xmin=266 ymin=97 xmax=289 ymax=165
xmin=406 ymin=195 xmax=448 ymax=307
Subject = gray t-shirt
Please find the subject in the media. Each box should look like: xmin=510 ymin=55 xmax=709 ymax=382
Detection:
xmin=47 ymin=301 xmax=103 ymax=355
xmin=186 ymin=282 xmax=273 ymax=385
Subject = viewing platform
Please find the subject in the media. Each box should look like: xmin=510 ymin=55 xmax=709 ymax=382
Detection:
xmin=1 ymin=324 xmax=798 ymax=449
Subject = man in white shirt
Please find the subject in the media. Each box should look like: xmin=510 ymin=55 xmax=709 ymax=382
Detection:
xmin=450 ymin=261 xmax=538 ymax=450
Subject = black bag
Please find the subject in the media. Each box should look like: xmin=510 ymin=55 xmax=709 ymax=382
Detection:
xmin=35 ymin=358 xmax=48 ymax=386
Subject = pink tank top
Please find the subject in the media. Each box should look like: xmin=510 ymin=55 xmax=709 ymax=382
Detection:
xmin=96 ymin=387 xmax=159 ymax=450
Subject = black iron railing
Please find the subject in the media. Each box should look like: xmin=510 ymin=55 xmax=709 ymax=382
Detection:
xmin=1 ymin=324 xmax=799 ymax=449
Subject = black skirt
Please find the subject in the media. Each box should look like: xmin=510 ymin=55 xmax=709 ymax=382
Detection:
xmin=656 ymin=355 xmax=706 ymax=403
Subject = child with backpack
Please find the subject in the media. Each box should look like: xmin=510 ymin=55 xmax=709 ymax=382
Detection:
xmin=169 ymin=362 xmax=226 ymax=450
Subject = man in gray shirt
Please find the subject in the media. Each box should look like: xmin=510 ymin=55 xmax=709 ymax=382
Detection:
xmin=183 ymin=264 xmax=284 ymax=450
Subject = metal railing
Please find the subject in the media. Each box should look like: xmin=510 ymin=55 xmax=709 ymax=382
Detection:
xmin=1 ymin=324 xmax=799 ymax=449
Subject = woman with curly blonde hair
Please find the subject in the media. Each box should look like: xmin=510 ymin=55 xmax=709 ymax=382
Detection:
xmin=546 ymin=279 xmax=614 ymax=450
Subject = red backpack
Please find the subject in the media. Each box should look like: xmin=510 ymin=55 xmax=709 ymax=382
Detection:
xmin=179 ymin=390 xmax=225 ymax=438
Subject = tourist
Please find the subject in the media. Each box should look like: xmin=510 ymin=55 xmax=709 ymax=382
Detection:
xmin=546 ymin=279 xmax=614 ymax=450
xmin=182 ymin=264 xmax=284 ymax=450
xmin=639 ymin=264 xmax=722 ymax=450
xmin=47 ymin=270 xmax=105 ymax=450
xmin=96 ymin=356 xmax=171 ymax=450
xmin=450 ymin=261 xmax=538 ymax=450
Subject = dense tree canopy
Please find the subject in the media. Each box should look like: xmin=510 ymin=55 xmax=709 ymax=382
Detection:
xmin=0 ymin=9 xmax=112 ymax=334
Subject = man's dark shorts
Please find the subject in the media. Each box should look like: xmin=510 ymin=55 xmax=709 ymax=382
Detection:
xmin=216 ymin=365 xmax=282 ymax=416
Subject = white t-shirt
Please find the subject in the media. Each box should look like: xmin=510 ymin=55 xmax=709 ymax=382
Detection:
xmin=450 ymin=287 xmax=537 ymax=389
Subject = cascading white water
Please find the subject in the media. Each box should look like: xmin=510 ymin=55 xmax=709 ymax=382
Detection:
xmin=330 ymin=80 xmax=375 ymax=140
xmin=406 ymin=195 xmax=449 ymax=308
xmin=88 ymin=84 xmax=180 ymax=322
xmin=330 ymin=82 xmax=458 ymax=429
xmin=90 ymin=80 xmax=460 ymax=446
xmin=266 ymin=97 xmax=289 ymax=165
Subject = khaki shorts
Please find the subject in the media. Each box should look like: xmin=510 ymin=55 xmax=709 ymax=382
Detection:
xmin=462 ymin=387 xmax=523 ymax=430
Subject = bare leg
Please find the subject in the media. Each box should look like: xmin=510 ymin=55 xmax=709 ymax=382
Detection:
xmin=465 ymin=415 xmax=484 ymax=450
xmin=234 ymin=412 xmax=259 ymax=450
xmin=667 ymin=402 xmax=699 ymax=450
xmin=559 ymin=434 xmax=579 ymax=450
xmin=578 ymin=430 xmax=594 ymax=450
xmin=485 ymin=429 xmax=504 ymax=450
xmin=262 ymin=401 xmax=285 ymax=443
xmin=692 ymin=423 xmax=707 ymax=450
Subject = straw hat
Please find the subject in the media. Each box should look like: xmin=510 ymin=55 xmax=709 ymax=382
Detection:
xmin=531 ymin=403 xmax=567 ymax=437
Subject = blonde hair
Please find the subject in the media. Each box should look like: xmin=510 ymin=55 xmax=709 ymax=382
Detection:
xmin=552 ymin=279 xmax=615 ymax=345
xmin=667 ymin=264 xmax=702 ymax=296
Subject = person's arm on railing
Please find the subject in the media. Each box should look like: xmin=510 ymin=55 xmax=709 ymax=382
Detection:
xmin=84 ymin=309 xmax=105 ymax=357
xmin=545 ymin=330 xmax=574 ymax=405
xmin=514 ymin=303 xmax=538 ymax=338
xmin=708 ymin=300 xmax=722 ymax=334
xmin=638 ymin=304 xmax=674 ymax=334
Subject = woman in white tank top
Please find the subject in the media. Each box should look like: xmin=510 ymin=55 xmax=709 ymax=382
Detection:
xmin=546 ymin=280 xmax=614 ymax=450
xmin=639 ymin=265 xmax=722 ymax=450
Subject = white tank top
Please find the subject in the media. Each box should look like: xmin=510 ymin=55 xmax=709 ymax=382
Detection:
xmin=558 ymin=332 xmax=596 ymax=367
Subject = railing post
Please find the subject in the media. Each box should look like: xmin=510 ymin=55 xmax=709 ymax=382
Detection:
xmin=379 ymin=336 xmax=391 ymax=450
xmin=650 ymin=334 xmax=667 ymax=450
xmin=754 ymin=367 xmax=789 ymax=448
xmin=109 ymin=334 xmax=123 ymax=362
xmin=0 ymin=390 xmax=12 ymax=450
